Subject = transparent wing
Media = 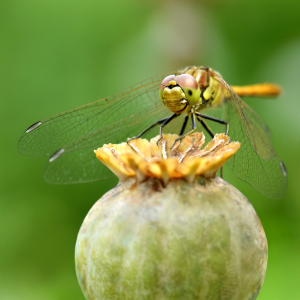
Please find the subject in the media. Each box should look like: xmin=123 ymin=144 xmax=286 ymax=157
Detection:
xmin=43 ymin=104 xmax=171 ymax=184
xmin=211 ymin=72 xmax=287 ymax=198
xmin=18 ymin=74 xmax=171 ymax=183
xmin=19 ymin=74 xmax=169 ymax=156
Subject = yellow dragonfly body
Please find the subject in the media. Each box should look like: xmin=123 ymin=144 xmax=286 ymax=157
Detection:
xmin=19 ymin=66 xmax=287 ymax=198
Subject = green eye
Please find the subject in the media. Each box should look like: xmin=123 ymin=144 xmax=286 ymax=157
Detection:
xmin=175 ymin=74 xmax=200 ymax=106
xmin=182 ymin=87 xmax=200 ymax=106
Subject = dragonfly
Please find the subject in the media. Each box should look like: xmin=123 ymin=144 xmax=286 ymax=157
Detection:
xmin=18 ymin=66 xmax=287 ymax=198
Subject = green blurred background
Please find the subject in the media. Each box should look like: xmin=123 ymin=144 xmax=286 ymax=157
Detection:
xmin=1 ymin=0 xmax=300 ymax=299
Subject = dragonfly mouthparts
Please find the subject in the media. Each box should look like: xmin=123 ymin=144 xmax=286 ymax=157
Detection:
xmin=168 ymin=84 xmax=179 ymax=89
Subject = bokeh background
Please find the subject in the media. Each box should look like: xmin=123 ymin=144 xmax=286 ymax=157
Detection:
xmin=1 ymin=0 xmax=300 ymax=299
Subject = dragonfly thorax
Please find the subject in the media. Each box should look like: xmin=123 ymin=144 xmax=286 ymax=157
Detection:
xmin=181 ymin=66 xmax=224 ymax=109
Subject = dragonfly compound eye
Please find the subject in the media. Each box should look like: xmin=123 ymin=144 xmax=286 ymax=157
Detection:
xmin=176 ymin=74 xmax=201 ymax=106
xmin=159 ymin=75 xmax=176 ymax=103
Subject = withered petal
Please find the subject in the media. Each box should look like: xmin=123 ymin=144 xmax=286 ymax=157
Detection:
xmin=94 ymin=133 xmax=240 ymax=182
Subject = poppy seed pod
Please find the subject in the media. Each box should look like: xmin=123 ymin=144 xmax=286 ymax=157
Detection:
xmin=75 ymin=133 xmax=267 ymax=300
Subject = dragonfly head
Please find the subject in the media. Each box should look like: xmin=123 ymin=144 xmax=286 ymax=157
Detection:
xmin=159 ymin=74 xmax=200 ymax=113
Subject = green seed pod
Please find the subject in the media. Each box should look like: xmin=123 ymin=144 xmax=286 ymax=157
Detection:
xmin=75 ymin=133 xmax=267 ymax=300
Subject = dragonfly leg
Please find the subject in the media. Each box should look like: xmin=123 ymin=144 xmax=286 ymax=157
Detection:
xmin=127 ymin=116 xmax=171 ymax=143
xmin=195 ymin=114 xmax=214 ymax=139
xmin=156 ymin=113 xmax=179 ymax=145
xmin=169 ymin=113 xmax=197 ymax=149
xmin=179 ymin=114 xmax=189 ymax=136
xmin=197 ymin=113 xmax=229 ymax=135
xmin=195 ymin=113 xmax=224 ymax=178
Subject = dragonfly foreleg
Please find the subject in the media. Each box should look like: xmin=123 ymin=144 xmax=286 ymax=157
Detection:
xmin=127 ymin=116 xmax=172 ymax=143
xmin=196 ymin=113 xmax=229 ymax=135
xmin=179 ymin=115 xmax=189 ymax=136
xmin=156 ymin=113 xmax=179 ymax=145
xmin=195 ymin=113 xmax=225 ymax=178
xmin=169 ymin=113 xmax=197 ymax=149
xmin=195 ymin=115 xmax=214 ymax=139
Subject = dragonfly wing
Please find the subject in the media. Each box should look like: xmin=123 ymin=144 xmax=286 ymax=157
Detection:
xmin=43 ymin=103 xmax=171 ymax=183
xmin=18 ymin=73 xmax=175 ymax=183
xmin=18 ymin=73 xmax=169 ymax=157
xmin=44 ymin=147 xmax=112 ymax=184
xmin=213 ymin=73 xmax=287 ymax=198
